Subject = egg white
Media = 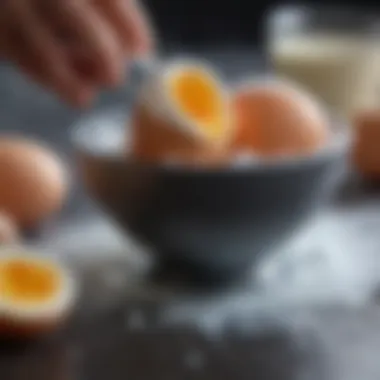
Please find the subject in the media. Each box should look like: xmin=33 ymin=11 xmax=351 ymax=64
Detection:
xmin=139 ymin=59 xmax=233 ymax=148
xmin=0 ymin=247 xmax=77 ymax=324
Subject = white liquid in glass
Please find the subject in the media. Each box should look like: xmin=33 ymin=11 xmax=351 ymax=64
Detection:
xmin=270 ymin=34 xmax=380 ymax=119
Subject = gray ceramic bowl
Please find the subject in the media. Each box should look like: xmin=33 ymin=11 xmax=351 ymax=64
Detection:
xmin=72 ymin=108 xmax=350 ymax=283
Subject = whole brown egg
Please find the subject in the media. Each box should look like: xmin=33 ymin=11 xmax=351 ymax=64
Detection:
xmin=231 ymin=81 xmax=329 ymax=157
xmin=0 ymin=137 xmax=68 ymax=228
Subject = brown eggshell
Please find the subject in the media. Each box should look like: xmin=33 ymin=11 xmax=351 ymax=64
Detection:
xmin=352 ymin=110 xmax=380 ymax=180
xmin=0 ymin=212 xmax=18 ymax=244
xmin=131 ymin=103 xmax=228 ymax=167
xmin=231 ymin=90 xmax=257 ymax=153
xmin=230 ymin=83 xmax=329 ymax=156
xmin=0 ymin=137 xmax=68 ymax=229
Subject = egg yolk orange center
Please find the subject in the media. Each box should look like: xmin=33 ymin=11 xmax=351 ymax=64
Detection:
xmin=168 ymin=69 xmax=225 ymax=140
xmin=0 ymin=259 xmax=60 ymax=304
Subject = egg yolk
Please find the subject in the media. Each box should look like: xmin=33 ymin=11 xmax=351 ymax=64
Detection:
xmin=168 ymin=69 xmax=225 ymax=140
xmin=0 ymin=259 xmax=60 ymax=304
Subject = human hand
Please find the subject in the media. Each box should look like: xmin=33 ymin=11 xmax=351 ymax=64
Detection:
xmin=0 ymin=0 xmax=153 ymax=107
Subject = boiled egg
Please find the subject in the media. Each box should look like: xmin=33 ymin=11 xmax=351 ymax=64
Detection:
xmin=0 ymin=137 xmax=69 ymax=229
xmin=131 ymin=60 xmax=233 ymax=165
xmin=231 ymin=80 xmax=329 ymax=157
xmin=0 ymin=248 xmax=77 ymax=339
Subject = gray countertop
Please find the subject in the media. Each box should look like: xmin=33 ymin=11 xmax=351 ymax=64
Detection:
xmin=1 ymin=49 xmax=380 ymax=380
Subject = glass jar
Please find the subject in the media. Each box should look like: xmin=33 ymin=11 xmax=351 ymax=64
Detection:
xmin=266 ymin=5 xmax=380 ymax=121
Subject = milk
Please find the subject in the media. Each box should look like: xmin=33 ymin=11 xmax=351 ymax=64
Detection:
xmin=269 ymin=34 xmax=380 ymax=120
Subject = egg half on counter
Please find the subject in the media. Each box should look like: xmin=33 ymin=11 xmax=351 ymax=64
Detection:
xmin=131 ymin=59 xmax=234 ymax=166
xmin=0 ymin=248 xmax=77 ymax=339
xmin=231 ymin=80 xmax=330 ymax=157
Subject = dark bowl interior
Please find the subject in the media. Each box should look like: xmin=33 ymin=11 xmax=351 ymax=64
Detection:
xmin=72 ymin=108 xmax=349 ymax=282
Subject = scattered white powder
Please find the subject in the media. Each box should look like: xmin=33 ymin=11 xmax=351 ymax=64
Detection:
xmin=160 ymin=208 xmax=380 ymax=337
xmin=35 ymin=191 xmax=380 ymax=339
xmin=39 ymin=216 xmax=151 ymax=271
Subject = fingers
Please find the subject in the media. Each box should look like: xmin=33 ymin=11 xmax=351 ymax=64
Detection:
xmin=94 ymin=0 xmax=153 ymax=56
xmin=41 ymin=0 xmax=125 ymax=86
xmin=0 ymin=0 xmax=154 ymax=107
xmin=2 ymin=0 xmax=94 ymax=106
xmin=12 ymin=43 xmax=96 ymax=106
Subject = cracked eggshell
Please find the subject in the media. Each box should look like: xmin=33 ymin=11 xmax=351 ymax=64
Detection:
xmin=130 ymin=59 xmax=234 ymax=165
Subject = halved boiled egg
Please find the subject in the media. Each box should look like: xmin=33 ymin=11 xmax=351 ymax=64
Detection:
xmin=0 ymin=249 xmax=77 ymax=339
xmin=131 ymin=60 xmax=233 ymax=165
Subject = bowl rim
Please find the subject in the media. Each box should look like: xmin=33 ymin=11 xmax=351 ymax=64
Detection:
xmin=71 ymin=105 xmax=352 ymax=175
